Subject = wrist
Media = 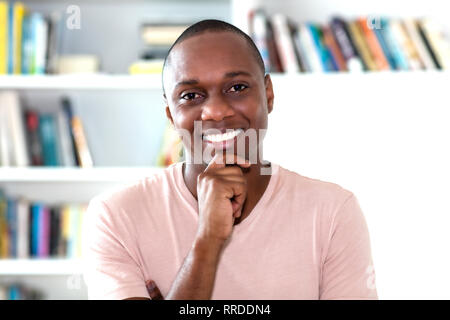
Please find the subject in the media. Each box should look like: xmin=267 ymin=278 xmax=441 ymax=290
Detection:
xmin=192 ymin=234 xmax=224 ymax=260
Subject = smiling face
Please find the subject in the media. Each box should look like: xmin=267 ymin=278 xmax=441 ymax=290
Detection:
xmin=163 ymin=31 xmax=274 ymax=164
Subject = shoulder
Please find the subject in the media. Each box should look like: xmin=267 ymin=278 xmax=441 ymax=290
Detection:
xmin=276 ymin=164 xmax=354 ymax=206
xmin=86 ymin=163 xmax=180 ymax=223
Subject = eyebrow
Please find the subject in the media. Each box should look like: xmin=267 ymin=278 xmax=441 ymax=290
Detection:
xmin=174 ymin=70 xmax=252 ymax=89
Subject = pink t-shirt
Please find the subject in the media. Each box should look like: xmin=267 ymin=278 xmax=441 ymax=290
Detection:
xmin=82 ymin=161 xmax=378 ymax=300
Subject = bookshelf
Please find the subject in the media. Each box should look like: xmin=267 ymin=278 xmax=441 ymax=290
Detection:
xmin=1 ymin=0 xmax=450 ymax=300
xmin=0 ymin=74 xmax=163 ymax=90
xmin=0 ymin=259 xmax=82 ymax=275
xmin=0 ymin=167 xmax=164 ymax=182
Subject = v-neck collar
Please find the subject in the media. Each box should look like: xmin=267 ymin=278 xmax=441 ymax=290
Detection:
xmin=171 ymin=161 xmax=281 ymax=231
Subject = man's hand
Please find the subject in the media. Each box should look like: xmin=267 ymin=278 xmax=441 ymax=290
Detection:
xmin=146 ymin=280 xmax=164 ymax=300
xmin=196 ymin=153 xmax=251 ymax=244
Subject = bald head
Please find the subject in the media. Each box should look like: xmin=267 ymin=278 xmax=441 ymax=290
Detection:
xmin=161 ymin=19 xmax=265 ymax=95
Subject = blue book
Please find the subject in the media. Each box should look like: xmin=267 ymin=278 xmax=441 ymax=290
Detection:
xmin=31 ymin=204 xmax=41 ymax=257
xmin=380 ymin=18 xmax=409 ymax=70
xmin=6 ymin=199 xmax=17 ymax=258
xmin=308 ymin=23 xmax=336 ymax=71
xmin=9 ymin=285 xmax=20 ymax=300
xmin=39 ymin=114 xmax=60 ymax=166
xmin=21 ymin=14 xmax=33 ymax=74
xmin=373 ymin=18 xmax=396 ymax=70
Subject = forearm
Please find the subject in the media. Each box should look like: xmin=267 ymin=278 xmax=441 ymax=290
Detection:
xmin=165 ymin=236 xmax=223 ymax=300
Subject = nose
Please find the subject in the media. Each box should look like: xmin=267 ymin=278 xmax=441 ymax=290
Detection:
xmin=201 ymin=93 xmax=235 ymax=121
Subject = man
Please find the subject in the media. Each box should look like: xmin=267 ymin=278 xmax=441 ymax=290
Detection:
xmin=82 ymin=19 xmax=378 ymax=300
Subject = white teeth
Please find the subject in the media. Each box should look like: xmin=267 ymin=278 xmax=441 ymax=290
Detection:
xmin=203 ymin=129 xmax=243 ymax=142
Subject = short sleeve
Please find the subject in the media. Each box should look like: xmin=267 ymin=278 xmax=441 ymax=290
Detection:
xmin=81 ymin=197 xmax=150 ymax=300
xmin=319 ymin=194 xmax=378 ymax=300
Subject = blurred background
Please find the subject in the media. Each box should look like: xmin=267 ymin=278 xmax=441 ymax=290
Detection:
xmin=0 ymin=0 xmax=450 ymax=299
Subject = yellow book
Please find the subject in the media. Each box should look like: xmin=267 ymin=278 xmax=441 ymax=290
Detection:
xmin=60 ymin=205 xmax=71 ymax=256
xmin=347 ymin=20 xmax=377 ymax=71
xmin=0 ymin=196 xmax=8 ymax=258
xmin=0 ymin=2 xmax=8 ymax=74
xmin=13 ymin=2 xmax=26 ymax=74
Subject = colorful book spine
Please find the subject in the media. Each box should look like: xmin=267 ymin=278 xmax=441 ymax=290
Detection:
xmin=0 ymin=1 xmax=8 ymax=74
xmin=30 ymin=204 xmax=40 ymax=257
xmin=381 ymin=18 xmax=410 ymax=70
xmin=347 ymin=20 xmax=377 ymax=71
xmin=330 ymin=17 xmax=364 ymax=72
xmin=31 ymin=13 xmax=47 ymax=74
xmin=39 ymin=113 xmax=60 ymax=166
xmin=37 ymin=206 xmax=50 ymax=257
xmin=251 ymin=9 xmax=271 ymax=73
xmin=271 ymin=14 xmax=301 ymax=73
xmin=358 ymin=17 xmax=390 ymax=70
xmin=16 ymin=198 xmax=29 ymax=259
xmin=308 ymin=23 xmax=336 ymax=71
xmin=25 ymin=110 xmax=43 ymax=166
xmin=0 ymin=191 xmax=8 ymax=258
xmin=12 ymin=2 xmax=26 ymax=74
xmin=21 ymin=13 xmax=33 ymax=74
xmin=6 ymin=199 xmax=17 ymax=258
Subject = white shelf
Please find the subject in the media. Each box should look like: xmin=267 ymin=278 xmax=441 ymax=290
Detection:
xmin=0 ymin=259 xmax=83 ymax=275
xmin=0 ymin=167 xmax=165 ymax=182
xmin=0 ymin=74 xmax=163 ymax=90
xmin=1 ymin=71 xmax=448 ymax=91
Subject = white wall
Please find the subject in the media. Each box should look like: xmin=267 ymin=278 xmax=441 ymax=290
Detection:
xmin=265 ymin=72 xmax=450 ymax=299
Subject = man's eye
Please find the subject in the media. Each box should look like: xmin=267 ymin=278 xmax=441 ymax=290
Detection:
xmin=228 ymin=84 xmax=248 ymax=92
xmin=181 ymin=92 xmax=201 ymax=100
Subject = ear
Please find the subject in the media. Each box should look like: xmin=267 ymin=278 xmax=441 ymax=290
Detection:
xmin=264 ymin=74 xmax=274 ymax=114
xmin=165 ymin=104 xmax=174 ymax=127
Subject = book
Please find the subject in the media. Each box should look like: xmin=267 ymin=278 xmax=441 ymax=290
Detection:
xmin=21 ymin=13 xmax=33 ymax=74
xmin=358 ymin=17 xmax=390 ymax=70
xmin=418 ymin=19 xmax=450 ymax=69
xmin=63 ymin=99 xmax=94 ymax=168
xmin=31 ymin=13 xmax=48 ymax=74
xmin=56 ymin=106 xmax=76 ymax=166
xmin=271 ymin=14 xmax=301 ymax=73
xmin=24 ymin=110 xmax=43 ymax=166
xmin=141 ymin=23 xmax=189 ymax=46
xmin=49 ymin=207 xmax=60 ymax=256
xmin=30 ymin=203 xmax=40 ymax=256
xmin=403 ymin=18 xmax=436 ymax=70
xmin=330 ymin=17 xmax=364 ymax=72
xmin=390 ymin=20 xmax=419 ymax=70
xmin=322 ymin=25 xmax=347 ymax=71
xmin=296 ymin=22 xmax=324 ymax=72
xmin=292 ymin=27 xmax=311 ymax=72
xmin=2 ymin=91 xmax=29 ymax=166
xmin=12 ymin=2 xmax=26 ymax=74
xmin=6 ymin=198 xmax=17 ymax=258
xmin=0 ymin=190 xmax=8 ymax=258
xmin=347 ymin=20 xmax=377 ymax=71
xmin=379 ymin=18 xmax=409 ymax=70
xmin=37 ymin=205 xmax=50 ymax=257
xmin=0 ymin=93 xmax=13 ymax=166
xmin=251 ymin=9 xmax=271 ymax=73
xmin=372 ymin=19 xmax=397 ymax=70
xmin=39 ymin=113 xmax=60 ymax=166
xmin=16 ymin=198 xmax=30 ymax=259
xmin=308 ymin=23 xmax=336 ymax=71
xmin=0 ymin=1 xmax=8 ymax=74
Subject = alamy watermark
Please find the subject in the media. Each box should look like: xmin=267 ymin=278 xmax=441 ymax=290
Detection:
xmin=174 ymin=120 xmax=275 ymax=175
xmin=66 ymin=5 xmax=81 ymax=30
